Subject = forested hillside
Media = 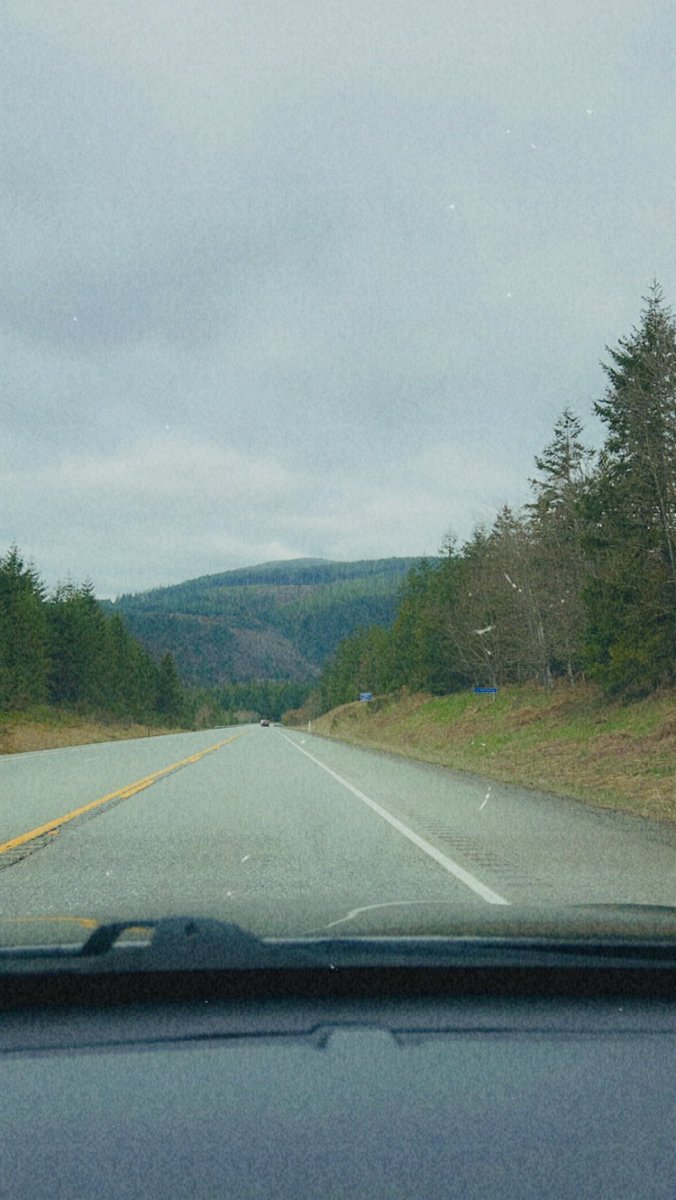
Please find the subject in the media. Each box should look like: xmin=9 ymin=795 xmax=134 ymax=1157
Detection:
xmin=109 ymin=557 xmax=424 ymax=686
xmin=0 ymin=549 xmax=185 ymax=724
xmin=318 ymin=287 xmax=676 ymax=710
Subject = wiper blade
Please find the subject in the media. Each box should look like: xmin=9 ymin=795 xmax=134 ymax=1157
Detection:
xmin=0 ymin=917 xmax=317 ymax=972
xmin=81 ymin=917 xmax=265 ymax=962
xmin=1 ymin=916 xmax=675 ymax=976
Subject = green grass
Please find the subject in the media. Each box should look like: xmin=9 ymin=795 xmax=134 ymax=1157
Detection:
xmin=309 ymin=683 xmax=675 ymax=824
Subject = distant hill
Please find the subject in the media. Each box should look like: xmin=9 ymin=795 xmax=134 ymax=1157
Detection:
xmin=107 ymin=557 xmax=429 ymax=686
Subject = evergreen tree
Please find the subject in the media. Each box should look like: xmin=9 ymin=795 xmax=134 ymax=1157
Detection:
xmin=155 ymin=652 xmax=185 ymax=722
xmin=104 ymin=613 xmax=158 ymax=721
xmin=595 ymin=283 xmax=676 ymax=580
xmin=387 ymin=558 xmax=460 ymax=693
xmin=528 ymin=408 xmax=593 ymax=679
xmin=530 ymin=407 xmax=594 ymax=516
xmin=0 ymin=547 xmax=49 ymax=708
xmin=583 ymin=285 xmax=676 ymax=693
xmin=444 ymin=515 xmax=542 ymax=687
xmin=47 ymin=581 xmax=108 ymax=708
xmin=444 ymin=526 xmax=500 ymax=687
xmin=319 ymin=625 xmax=392 ymax=710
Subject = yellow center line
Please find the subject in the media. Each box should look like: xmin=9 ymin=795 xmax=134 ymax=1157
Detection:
xmin=0 ymin=733 xmax=243 ymax=857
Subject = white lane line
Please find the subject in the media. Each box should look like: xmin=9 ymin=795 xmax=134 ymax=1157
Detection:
xmin=278 ymin=731 xmax=509 ymax=906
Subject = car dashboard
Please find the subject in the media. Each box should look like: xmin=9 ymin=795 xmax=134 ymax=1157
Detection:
xmin=1 ymin=951 xmax=674 ymax=1199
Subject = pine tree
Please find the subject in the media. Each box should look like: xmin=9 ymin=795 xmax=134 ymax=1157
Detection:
xmin=583 ymin=284 xmax=676 ymax=693
xmin=0 ymin=546 xmax=49 ymax=709
xmin=104 ymin=613 xmax=158 ymax=721
xmin=445 ymin=526 xmax=501 ymax=687
xmin=47 ymin=581 xmax=108 ymax=708
xmin=528 ymin=408 xmax=593 ymax=679
xmin=595 ymin=282 xmax=676 ymax=578
xmin=445 ymin=513 xmax=551 ymax=687
xmin=530 ymin=407 xmax=594 ymax=517
xmin=155 ymin=652 xmax=184 ymax=722
xmin=387 ymin=559 xmax=460 ymax=694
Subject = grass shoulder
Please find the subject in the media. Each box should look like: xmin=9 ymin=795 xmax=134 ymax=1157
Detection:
xmin=306 ymin=682 xmax=675 ymax=824
xmin=0 ymin=707 xmax=188 ymax=754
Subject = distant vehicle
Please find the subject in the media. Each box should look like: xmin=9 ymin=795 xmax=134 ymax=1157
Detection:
xmin=260 ymin=719 xmax=270 ymax=727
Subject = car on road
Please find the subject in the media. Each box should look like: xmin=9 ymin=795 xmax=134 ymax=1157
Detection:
xmin=260 ymin=718 xmax=270 ymax=726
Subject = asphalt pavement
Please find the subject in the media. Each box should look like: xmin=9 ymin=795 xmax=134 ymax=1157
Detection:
xmin=0 ymin=724 xmax=674 ymax=931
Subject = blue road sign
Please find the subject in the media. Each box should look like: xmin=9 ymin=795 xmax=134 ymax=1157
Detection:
xmin=473 ymin=687 xmax=498 ymax=694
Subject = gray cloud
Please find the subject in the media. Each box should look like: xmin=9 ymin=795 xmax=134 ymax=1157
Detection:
xmin=2 ymin=1 xmax=675 ymax=593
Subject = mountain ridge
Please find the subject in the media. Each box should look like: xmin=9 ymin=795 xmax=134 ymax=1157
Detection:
xmin=107 ymin=556 xmax=431 ymax=686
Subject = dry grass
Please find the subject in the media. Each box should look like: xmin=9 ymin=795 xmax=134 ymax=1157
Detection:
xmin=309 ymin=683 xmax=676 ymax=824
xmin=0 ymin=709 xmax=183 ymax=755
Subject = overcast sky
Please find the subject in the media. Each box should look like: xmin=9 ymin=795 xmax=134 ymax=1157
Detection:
xmin=2 ymin=1 xmax=676 ymax=597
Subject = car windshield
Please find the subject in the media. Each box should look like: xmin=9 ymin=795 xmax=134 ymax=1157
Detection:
xmin=0 ymin=0 xmax=674 ymax=954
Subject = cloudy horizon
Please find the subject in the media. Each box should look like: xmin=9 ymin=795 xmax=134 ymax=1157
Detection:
xmin=3 ymin=1 xmax=675 ymax=597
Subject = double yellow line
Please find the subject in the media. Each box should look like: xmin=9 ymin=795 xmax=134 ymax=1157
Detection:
xmin=0 ymin=733 xmax=242 ymax=858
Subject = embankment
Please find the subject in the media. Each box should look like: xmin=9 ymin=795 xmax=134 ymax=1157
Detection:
xmin=0 ymin=708 xmax=183 ymax=755
xmin=307 ymin=683 xmax=675 ymax=824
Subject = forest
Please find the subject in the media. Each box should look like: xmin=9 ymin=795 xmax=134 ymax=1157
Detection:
xmin=109 ymin=557 xmax=421 ymax=686
xmin=0 ymin=548 xmax=403 ymax=729
xmin=0 ymin=553 xmax=186 ymax=725
xmin=318 ymin=287 xmax=676 ymax=712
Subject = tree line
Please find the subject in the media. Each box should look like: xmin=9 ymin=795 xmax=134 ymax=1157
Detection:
xmin=319 ymin=285 xmax=676 ymax=709
xmin=0 ymin=550 xmax=185 ymax=723
xmin=218 ymin=680 xmax=314 ymax=722
xmin=111 ymin=563 xmax=416 ymax=688
xmin=0 ymin=547 xmax=315 ymax=728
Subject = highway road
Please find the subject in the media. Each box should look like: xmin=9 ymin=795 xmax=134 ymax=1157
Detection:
xmin=0 ymin=724 xmax=674 ymax=932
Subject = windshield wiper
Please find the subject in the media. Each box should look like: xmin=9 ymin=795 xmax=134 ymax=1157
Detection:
xmin=1 ymin=915 xmax=675 ymax=976
xmin=0 ymin=917 xmax=313 ymax=972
